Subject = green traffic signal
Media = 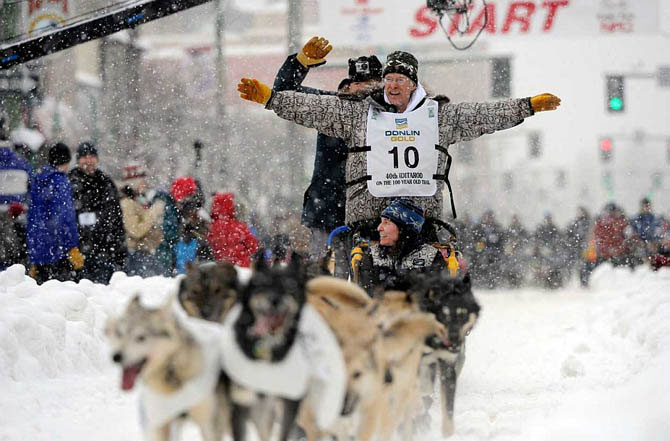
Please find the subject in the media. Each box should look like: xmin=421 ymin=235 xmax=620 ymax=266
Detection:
xmin=609 ymin=96 xmax=623 ymax=111
xmin=606 ymin=75 xmax=625 ymax=113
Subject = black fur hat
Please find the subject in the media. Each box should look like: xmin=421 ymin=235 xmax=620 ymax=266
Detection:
xmin=348 ymin=55 xmax=382 ymax=83
xmin=76 ymin=141 xmax=98 ymax=159
xmin=48 ymin=142 xmax=71 ymax=167
xmin=383 ymin=51 xmax=419 ymax=84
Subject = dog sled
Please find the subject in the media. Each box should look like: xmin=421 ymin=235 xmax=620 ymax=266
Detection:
xmin=348 ymin=218 xmax=464 ymax=284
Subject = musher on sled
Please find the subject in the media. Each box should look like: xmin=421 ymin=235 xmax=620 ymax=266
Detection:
xmin=238 ymin=38 xmax=560 ymax=279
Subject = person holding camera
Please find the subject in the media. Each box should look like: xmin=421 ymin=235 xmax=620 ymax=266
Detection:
xmin=272 ymin=36 xmax=382 ymax=278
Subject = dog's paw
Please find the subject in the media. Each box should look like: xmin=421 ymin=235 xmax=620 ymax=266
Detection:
xmin=442 ymin=416 xmax=455 ymax=437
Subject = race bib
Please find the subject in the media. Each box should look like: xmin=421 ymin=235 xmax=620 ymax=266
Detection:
xmin=78 ymin=212 xmax=97 ymax=226
xmin=366 ymin=100 xmax=439 ymax=197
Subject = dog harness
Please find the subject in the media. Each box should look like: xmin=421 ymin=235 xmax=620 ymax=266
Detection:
xmin=222 ymin=303 xmax=347 ymax=430
xmin=139 ymin=319 xmax=223 ymax=430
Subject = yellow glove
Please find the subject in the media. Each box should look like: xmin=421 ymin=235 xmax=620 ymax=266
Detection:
xmin=67 ymin=247 xmax=84 ymax=270
xmin=237 ymin=78 xmax=272 ymax=105
xmin=530 ymin=93 xmax=561 ymax=112
xmin=351 ymin=246 xmax=364 ymax=268
xmin=447 ymin=250 xmax=459 ymax=277
xmin=29 ymin=265 xmax=37 ymax=279
xmin=296 ymin=36 xmax=332 ymax=68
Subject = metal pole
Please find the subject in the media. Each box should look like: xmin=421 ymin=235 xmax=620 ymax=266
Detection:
xmin=215 ymin=0 xmax=226 ymax=192
xmin=287 ymin=0 xmax=302 ymax=202
xmin=128 ymin=28 xmax=141 ymax=156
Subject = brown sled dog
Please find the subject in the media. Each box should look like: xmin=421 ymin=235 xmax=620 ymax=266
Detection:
xmin=303 ymin=276 xmax=446 ymax=441
xmin=178 ymin=262 xmax=240 ymax=322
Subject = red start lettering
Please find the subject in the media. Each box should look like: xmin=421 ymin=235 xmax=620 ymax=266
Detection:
xmin=542 ymin=1 xmax=569 ymax=31
xmin=409 ymin=6 xmax=438 ymax=38
xmin=502 ymin=2 xmax=535 ymax=33
xmin=29 ymin=0 xmax=68 ymax=16
xmin=410 ymin=0 xmax=569 ymax=38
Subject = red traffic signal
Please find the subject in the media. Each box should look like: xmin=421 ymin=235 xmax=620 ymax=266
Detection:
xmin=600 ymin=138 xmax=613 ymax=161
xmin=600 ymin=138 xmax=612 ymax=152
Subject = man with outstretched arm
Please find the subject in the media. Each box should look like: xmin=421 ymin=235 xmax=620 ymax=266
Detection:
xmin=238 ymin=48 xmax=561 ymax=240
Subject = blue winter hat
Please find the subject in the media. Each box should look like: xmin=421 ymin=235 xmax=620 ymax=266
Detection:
xmin=380 ymin=199 xmax=425 ymax=234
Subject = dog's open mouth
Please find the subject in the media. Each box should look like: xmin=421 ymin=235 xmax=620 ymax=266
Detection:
xmin=121 ymin=359 xmax=147 ymax=391
xmin=250 ymin=313 xmax=288 ymax=336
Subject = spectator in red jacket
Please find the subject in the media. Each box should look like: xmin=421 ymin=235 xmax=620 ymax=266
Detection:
xmin=207 ymin=192 xmax=258 ymax=267
xmin=593 ymin=203 xmax=632 ymax=266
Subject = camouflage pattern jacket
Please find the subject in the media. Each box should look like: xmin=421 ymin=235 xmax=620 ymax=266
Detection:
xmin=358 ymin=242 xmax=444 ymax=296
xmin=267 ymin=88 xmax=534 ymax=229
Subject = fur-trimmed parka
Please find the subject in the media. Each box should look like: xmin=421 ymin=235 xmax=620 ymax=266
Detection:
xmin=267 ymin=87 xmax=534 ymax=231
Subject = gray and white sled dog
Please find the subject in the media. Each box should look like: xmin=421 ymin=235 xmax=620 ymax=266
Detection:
xmin=105 ymin=294 xmax=229 ymax=441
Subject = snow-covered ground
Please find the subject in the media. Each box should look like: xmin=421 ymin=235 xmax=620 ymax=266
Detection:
xmin=0 ymin=264 xmax=669 ymax=441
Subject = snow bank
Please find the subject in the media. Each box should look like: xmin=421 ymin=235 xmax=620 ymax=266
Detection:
xmin=453 ymin=264 xmax=670 ymax=440
xmin=0 ymin=263 xmax=668 ymax=441
xmin=0 ymin=264 xmax=253 ymax=385
xmin=0 ymin=265 xmax=178 ymax=383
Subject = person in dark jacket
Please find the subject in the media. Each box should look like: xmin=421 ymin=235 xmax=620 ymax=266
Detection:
xmin=533 ymin=212 xmax=566 ymax=288
xmin=356 ymin=198 xmax=445 ymax=296
xmin=68 ymin=142 xmax=127 ymax=283
xmin=631 ymin=197 xmax=661 ymax=257
xmin=27 ymin=143 xmax=84 ymax=284
xmin=503 ymin=214 xmax=530 ymax=287
xmin=272 ymin=36 xmax=382 ymax=278
xmin=470 ymin=210 xmax=506 ymax=288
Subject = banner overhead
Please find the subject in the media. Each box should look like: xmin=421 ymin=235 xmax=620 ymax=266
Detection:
xmin=317 ymin=0 xmax=660 ymax=47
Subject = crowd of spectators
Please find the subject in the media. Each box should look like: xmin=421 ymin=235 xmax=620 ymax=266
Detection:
xmin=455 ymin=199 xmax=670 ymax=289
xmin=0 ymin=130 xmax=260 ymax=284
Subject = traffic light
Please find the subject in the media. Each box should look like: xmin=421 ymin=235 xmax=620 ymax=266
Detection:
xmin=606 ymin=75 xmax=625 ymax=112
xmin=600 ymin=137 xmax=613 ymax=162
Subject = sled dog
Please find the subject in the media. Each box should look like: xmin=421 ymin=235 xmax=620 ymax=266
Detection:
xmin=221 ymin=255 xmax=347 ymax=441
xmin=303 ymin=276 xmax=446 ymax=441
xmin=178 ymin=262 xmax=240 ymax=322
xmin=105 ymin=295 xmax=228 ymax=441
xmin=413 ymin=271 xmax=480 ymax=437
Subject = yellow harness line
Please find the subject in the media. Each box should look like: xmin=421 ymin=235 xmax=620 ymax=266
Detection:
xmin=350 ymin=245 xmax=367 ymax=284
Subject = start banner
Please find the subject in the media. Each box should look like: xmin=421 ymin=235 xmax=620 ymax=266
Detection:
xmin=316 ymin=0 xmax=660 ymax=46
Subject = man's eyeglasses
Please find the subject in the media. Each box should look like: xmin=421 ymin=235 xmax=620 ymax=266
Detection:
xmin=383 ymin=77 xmax=409 ymax=85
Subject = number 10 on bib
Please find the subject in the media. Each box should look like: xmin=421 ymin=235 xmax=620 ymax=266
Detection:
xmin=365 ymin=101 xmax=440 ymax=197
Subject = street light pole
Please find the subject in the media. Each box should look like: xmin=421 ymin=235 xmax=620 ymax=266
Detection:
xmin=287 ymin=0 xmax=302 ymax=203
xmin=215 ymin=0 xmax=227 ymax=191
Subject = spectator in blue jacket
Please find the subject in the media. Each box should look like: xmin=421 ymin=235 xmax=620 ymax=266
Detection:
xmin=27 ymin=142 xmax=84 ymax=284
xmin=631 ymin=197 xmax=661 ymax=256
